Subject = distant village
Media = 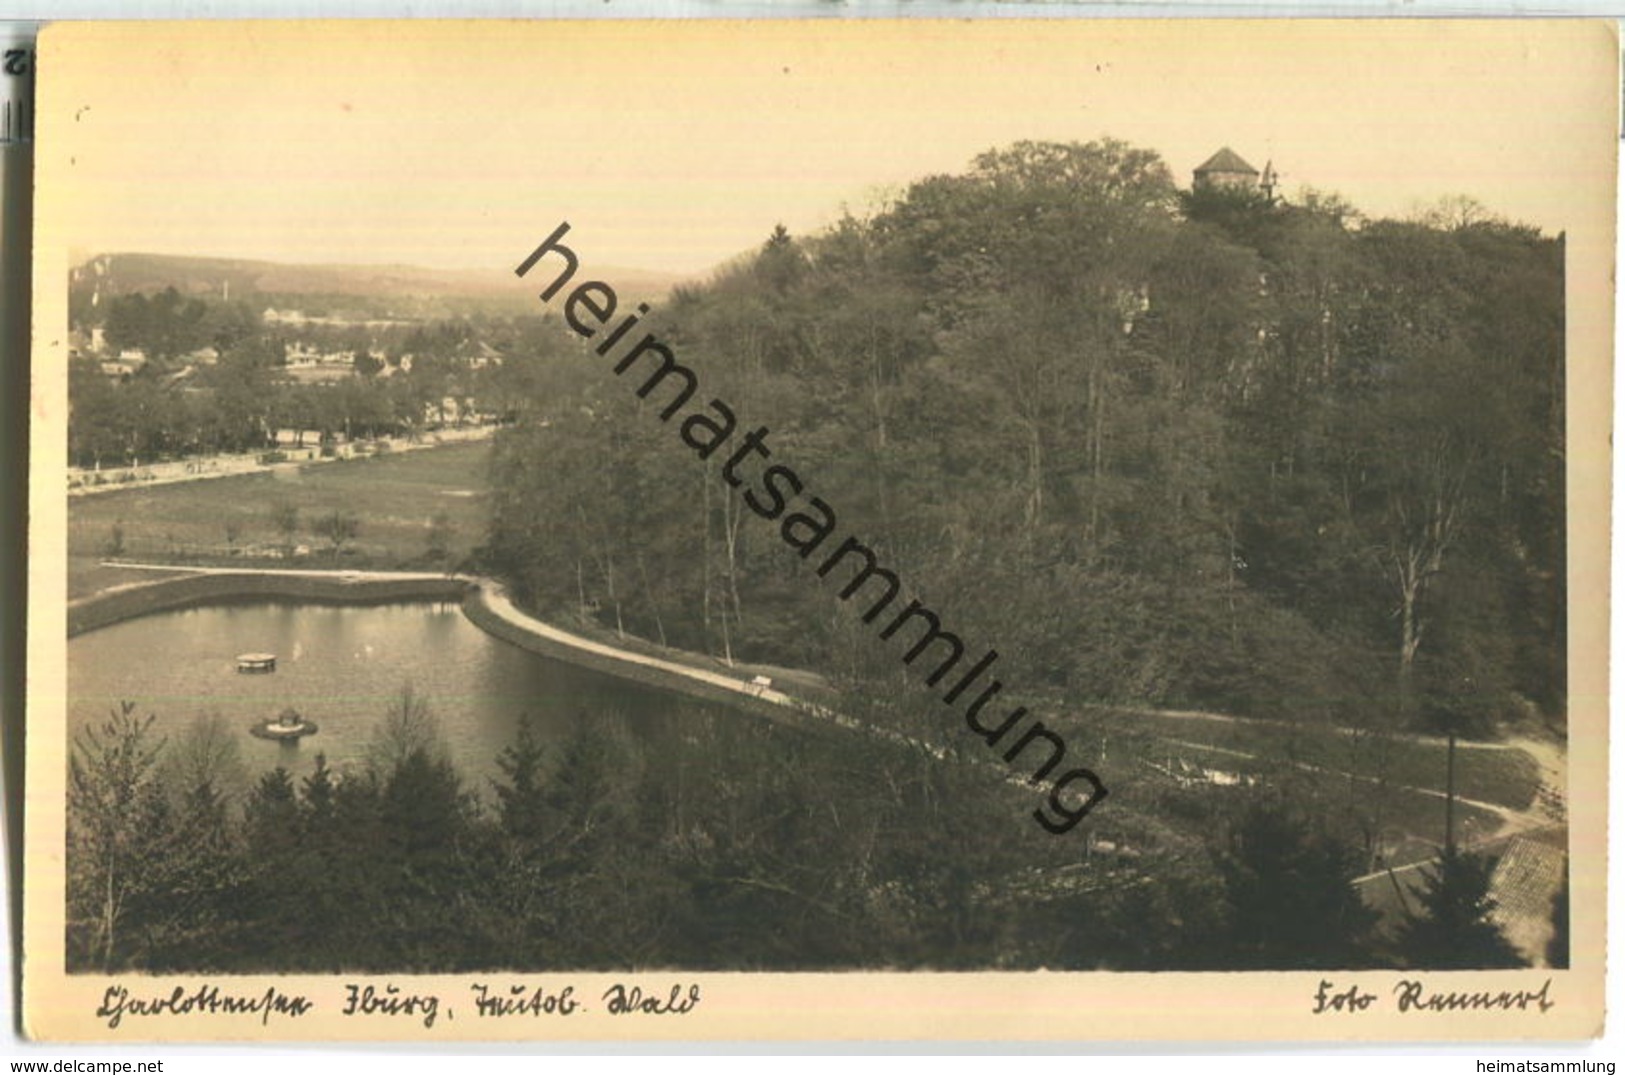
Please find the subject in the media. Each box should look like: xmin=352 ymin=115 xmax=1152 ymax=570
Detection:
xmin=65 ymin=277 xmax=536 ymax=477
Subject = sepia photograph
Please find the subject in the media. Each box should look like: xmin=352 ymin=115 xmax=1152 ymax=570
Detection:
xmin=23 ymin=18 xmax=1614 ymax=1041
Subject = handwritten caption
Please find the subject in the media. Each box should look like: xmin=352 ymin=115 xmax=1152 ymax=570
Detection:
xmin=1312 ymin=978 xmax=1554 ymax=1015
xmin=95 ymin=980 xmax=702 ymax=1030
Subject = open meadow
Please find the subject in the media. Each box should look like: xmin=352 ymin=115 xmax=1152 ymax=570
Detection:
xmin=68 ymin=441 xmax=493 ymax=599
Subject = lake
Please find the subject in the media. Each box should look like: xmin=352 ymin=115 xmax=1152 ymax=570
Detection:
xmin=67 ymin=600 xmax=700 ymax=800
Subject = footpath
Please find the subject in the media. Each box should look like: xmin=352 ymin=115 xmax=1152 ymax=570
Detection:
xmin=68 ymin=425 xmax=495 ymax=497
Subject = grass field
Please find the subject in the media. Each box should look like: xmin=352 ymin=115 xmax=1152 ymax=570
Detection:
xmin=68 ymin=443 xmax=493 ymax=599
xmin=1109 ymin=708 xmax=1542 ymax=811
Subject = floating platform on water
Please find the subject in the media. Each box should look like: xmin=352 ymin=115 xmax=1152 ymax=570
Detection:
xmin=237 ymin=652 xmax=277 ymax=673
xmin=251 ymin=708 xmax=318 ymax=741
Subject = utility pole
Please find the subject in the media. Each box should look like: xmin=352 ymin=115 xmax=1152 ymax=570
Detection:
xmin=1444 ymin=731 xmax=1457 ymax=857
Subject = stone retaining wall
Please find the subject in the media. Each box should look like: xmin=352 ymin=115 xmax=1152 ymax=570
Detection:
xmin=67 ymin=573 xmax=471 ymax=637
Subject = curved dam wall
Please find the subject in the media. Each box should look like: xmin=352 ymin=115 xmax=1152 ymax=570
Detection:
xmin=67 ymin=573 xmax=472 ymax=638
xmin=460 ymin=586 xmax=837 ymax=740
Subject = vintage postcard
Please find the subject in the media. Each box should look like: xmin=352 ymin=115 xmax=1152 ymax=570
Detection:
xmin=22 ymin=18 xmax=1615 ymax=1041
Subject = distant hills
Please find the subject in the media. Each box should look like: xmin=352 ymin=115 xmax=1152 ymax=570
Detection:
xmin=70 ymin=252 xmax=693 ymax=319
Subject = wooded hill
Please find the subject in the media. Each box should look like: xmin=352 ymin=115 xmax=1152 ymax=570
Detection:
xmin=484 ymin=138 xmax=1566 ymax=744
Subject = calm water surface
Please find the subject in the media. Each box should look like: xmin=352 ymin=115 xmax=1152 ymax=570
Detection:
xmin=68 ymin=601 xmax=690 ymax=798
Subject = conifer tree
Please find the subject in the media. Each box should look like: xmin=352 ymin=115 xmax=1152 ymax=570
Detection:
xmin=1398 ymin=848 xmax=1525 ymax=968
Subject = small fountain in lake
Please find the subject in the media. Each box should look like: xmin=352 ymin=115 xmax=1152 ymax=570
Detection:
xmin=251 ymin=707 xmax=319 ymax=741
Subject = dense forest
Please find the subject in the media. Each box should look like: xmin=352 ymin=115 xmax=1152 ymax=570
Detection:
xmin=486 ymin=139 xmax=1565 ymax=742
xmin=67 ymin=138 xmax=1565 ymax=972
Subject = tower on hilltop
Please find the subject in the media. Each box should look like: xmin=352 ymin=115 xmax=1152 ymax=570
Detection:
xmin=1193 ymin=147 xmax=1261 ymax=192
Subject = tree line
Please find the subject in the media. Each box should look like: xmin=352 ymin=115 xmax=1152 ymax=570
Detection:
xmin=67 ymin=690 xmax=1538 ymax=973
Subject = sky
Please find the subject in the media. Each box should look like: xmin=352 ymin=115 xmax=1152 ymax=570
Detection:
xmin=36 ymin=19 xmax=1618 ymax=278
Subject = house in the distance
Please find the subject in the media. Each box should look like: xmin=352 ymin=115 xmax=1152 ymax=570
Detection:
xmin=1193 ymin=147 xmax=1276 ymax=197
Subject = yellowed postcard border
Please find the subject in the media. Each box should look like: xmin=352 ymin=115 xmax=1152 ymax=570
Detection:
xmin=21 ymin=17 xmax=1616 ymax=1042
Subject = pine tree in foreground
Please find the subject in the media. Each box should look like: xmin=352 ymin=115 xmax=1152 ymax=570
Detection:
xmin=1398 ymin=848 xmax=1525 ymax=969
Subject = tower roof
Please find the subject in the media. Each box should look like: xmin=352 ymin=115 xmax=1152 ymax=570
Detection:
xmin=1194 ymin=147 xmax=1259 ymax=176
